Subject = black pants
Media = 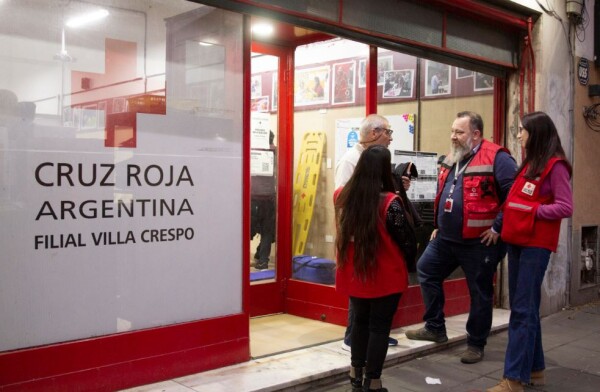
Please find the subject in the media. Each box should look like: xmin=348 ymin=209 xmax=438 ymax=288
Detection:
xmin=250 ymin=197 xmax=276 ymax=263
xmin=350 ymin=293 xmax=401 ymax=379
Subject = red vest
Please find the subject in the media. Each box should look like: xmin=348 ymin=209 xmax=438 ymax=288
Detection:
xmin=435 ymin=140 xmax=508 ymax=239
xmin=335 ymin=191 xmax=408 ymax=298
xmin=501 ymin=157 xmax=565 ymax=252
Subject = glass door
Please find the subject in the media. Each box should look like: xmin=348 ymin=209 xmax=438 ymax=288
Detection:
xmin=248 ymin=43 xmax=292 ymax=317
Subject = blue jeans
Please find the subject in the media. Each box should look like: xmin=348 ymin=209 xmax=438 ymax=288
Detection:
xmin=350 ymin=293 xmax=401 ymax=379
xmin=503 ymin=245 xmax=551 ymax=383
xmin=417 ymin=236 xmax=505 ymax=349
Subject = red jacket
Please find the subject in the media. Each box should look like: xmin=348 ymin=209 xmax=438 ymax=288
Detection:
xmin=435 ymin=140 xmax=507 ymax=238
xmin=335 ymin=191 xmax=408 ymax=298
xmin=501 ymin=157 xmax=565 ymax=252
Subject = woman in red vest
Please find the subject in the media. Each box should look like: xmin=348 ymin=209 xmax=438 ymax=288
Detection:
xmin=489 ymin=112 xmax=573 ymax=392
xmin=334 ymin=145 xmax=410 ymax=392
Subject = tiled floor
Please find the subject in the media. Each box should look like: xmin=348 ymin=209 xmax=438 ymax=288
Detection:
xmin=250 ymin=314 xmax=346 ymax=358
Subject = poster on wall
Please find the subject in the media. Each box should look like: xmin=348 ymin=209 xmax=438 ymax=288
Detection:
xmin=332 ymin=61 xmax=355 ymax=105
xmin=250 ymin=96 xmax=269 ymax=112
xmin=377 ymin=56 xmax=393 ymax=85
xmin=335 ymin=114 xmax=415 ymax=166
xmin=294 ymin=65 xmax=330 ymax=106
xmin=250 ymin=150 xmax=274 ymax=176
xmin=474 ymin=72 xmax=494 ymax=91
xmin=383 ymin=69 xmax=413 ymax=98
xmin=271 ymin=73 xmax=278 ymax=111
xmin=251 ymin=111 xmax=270 ymax=149
xmin=251 ymin=75 xmax=262 ymax=98
xmin=456 ymin=67 xmax=474 ymax=79
xmin=358 ymin=59 xmax=366 ymax=88
xmin=425 ymin=60 xmax=451 ymax=96
xmin=335 ymin=117 xmax=362 ymax=166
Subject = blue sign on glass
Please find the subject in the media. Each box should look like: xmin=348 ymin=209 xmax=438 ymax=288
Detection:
xmin=346 ymin=129 xmax=358 ymax=148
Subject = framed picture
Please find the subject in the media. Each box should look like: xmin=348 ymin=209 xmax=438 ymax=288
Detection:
xmin=271 ymin=73 xmax=278 ymax=111
xmin=358 ymin=59 xmax=367 ymax=88
xmin=250 ymin=96 xmax=270 ymax=112
xmin=425 ymin=60 xmax=451 ymax=96
xmin=332 ymin=61 xmax=356 ymax=105
xmin=294 ymin=65 xmax=330 ymax=106
xmin=377 ymin=56 xmax=393 ymax=85
xmin=81 ymin=104 xmax=98 ymax=129
xmin=382 ymin=69 xmax=414 ymax=98
xmin=251 ymin=75 xmax=262 ymax=98
xmin=474 ymin=72 xmax=494 ymax=91
xmin=456 ymin=67 xmax=474 ymax=79
xmin=97 ymin=101 xmax=106 ymax=128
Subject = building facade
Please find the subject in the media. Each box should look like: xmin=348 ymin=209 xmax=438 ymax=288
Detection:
xmin=0 ymin=0 xmax=599 ymax=390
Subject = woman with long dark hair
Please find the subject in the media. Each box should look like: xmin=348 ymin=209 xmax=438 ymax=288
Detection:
xmin=335 ymin=145 xmax=410 ymax=392
xmin=488 ymin=112 xmax=573 ymax=392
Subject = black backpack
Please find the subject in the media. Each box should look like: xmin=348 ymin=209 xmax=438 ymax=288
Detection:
xmin=391 ymin=162 xmax=421 ymax=272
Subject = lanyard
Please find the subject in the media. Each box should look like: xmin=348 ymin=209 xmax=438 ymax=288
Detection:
xmin=446 ymin=156 xmax=473 ymax=200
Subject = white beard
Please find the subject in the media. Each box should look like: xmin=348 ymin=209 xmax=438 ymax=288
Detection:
xmin=449 ymin=137 xmax=473 ymax=164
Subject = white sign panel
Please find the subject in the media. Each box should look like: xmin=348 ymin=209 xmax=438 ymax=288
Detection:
xmin=251 ymin=150 xmax=274 ymax=176
xmin=0 ymin=110 xmax=243 ymax=352
xmin=251 ymin=112 xmax=270 ymax=149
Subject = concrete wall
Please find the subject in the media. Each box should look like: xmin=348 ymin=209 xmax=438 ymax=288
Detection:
xmin=571 ymin=0 xmax=600 ymax=305
xmin=505 ymin=0 xmax=600 ymax=313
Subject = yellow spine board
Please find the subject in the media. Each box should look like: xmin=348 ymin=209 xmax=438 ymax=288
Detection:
xmin=292 ymin=132 xmax=326 ymax=256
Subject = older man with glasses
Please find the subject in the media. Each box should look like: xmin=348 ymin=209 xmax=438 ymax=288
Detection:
xmin=335 ymin=114 xmax=394 ymax=189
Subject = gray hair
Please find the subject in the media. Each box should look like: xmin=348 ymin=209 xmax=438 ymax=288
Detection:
xmin=359 ymin=114 xmax=389 ymax=141
xmin=456 ymin=111 xmax=484 ymax=136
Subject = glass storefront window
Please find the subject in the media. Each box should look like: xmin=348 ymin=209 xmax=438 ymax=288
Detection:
xmin=289 ymin=39 xmax=496 ymax=286
xmin=250 ymin=53 xmax=279 ymax=282
xmin=291 ymin=38 xmax=368 ymax=284
xmin=0 ymin=0 xmax=243 ymax=351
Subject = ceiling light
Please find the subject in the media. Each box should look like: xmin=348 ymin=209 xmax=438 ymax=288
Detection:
xmin=66 ymin=9 xmax=109 ymax=28
xmin=252 ymin=23 xmax=274 ymax=37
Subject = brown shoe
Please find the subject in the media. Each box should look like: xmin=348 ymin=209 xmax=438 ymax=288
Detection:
xmin=460 ymin=345 xmax=484 ymax=364
xmin=529 ymin=370 xmax=545 ymax=386
xmin=405 ymin=327 xmax=448 ymax=343
xmin=486 ymin=378 xmax=524 ymax=392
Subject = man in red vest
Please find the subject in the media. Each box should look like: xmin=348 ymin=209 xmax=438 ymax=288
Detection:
xmin=405 ymin=111 xmax=517 ymax=364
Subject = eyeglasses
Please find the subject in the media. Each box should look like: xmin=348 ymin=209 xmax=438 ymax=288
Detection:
xmin=376 ymin=127 xmax=394 ymax=136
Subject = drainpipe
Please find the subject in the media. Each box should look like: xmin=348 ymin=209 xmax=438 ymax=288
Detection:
xmin=566 ymin=14 xmax=576 ymax=308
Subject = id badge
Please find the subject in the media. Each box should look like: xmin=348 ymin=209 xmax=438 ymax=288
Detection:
xmin=521 ymin=182 xmax=535 ymax=196
xmin=444 ymin=198 xmax=453 ymax=213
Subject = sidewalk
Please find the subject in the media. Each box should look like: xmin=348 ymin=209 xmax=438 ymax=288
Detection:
xmin=316 ymin=301 xmax=600 ymax=392
xmin=124 ymin=308 xmax=512 ymax=391
xmin=124 ymin=302 xmax=600 ymax=391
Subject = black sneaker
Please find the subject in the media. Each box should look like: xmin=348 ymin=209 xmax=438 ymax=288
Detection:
xmin=255 ymin=261 xmax=269 ymax=270
xmin=405 ymin=327 xmax=448 ymax=343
